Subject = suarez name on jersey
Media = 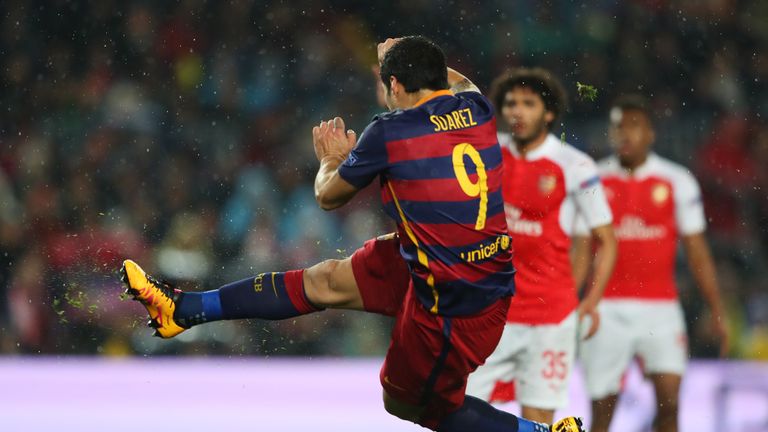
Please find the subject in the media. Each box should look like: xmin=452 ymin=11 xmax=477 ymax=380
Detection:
xmin=338 ymin=90 xmax=515 ymax=317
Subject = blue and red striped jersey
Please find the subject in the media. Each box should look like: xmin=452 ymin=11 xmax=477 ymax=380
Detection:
xmin=338 ymin=90 xmax=515 ymax=316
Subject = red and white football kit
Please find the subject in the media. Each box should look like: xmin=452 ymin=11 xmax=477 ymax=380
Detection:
xmin=579 ymin=153 xmax=706 ymax=399
xmin=467 ymin=133 xmax=612 ymax=409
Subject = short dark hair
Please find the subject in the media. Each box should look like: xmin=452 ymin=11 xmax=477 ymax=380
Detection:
xmin=490 ymin=67 xmax=567 ymax=126
xmin=611 ymin=94 xmax=653 ymax=122
xmin=379 ymin=36 xmax=449 ymax=93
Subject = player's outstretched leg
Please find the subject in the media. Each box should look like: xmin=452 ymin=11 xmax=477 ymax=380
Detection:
xmin=120 ymin=259 xmax=330 ymax=338
xmin=434 ymin=396 xmax=585 ymax=432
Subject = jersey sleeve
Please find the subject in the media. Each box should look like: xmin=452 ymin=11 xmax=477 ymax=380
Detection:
xmin=673 ymin=169 xmax=706 ymax=235
xmin=456 ymin=91 xmax=495 ymax=118
xmin=568 ymin=159 xmax=613 ymax=230
xmin=455 ymin=91 xmax=487 ymax=103
xmin=572 ymin=213 xmax=590 ymax=237
xmin=337 ymin=120 xmax=387 ymax=189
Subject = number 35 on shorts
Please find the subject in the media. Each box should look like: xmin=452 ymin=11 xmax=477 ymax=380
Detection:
xmin=452 ymin=143 xmax=488 ymax=230
xmin=542 ymin=350 xmax=568 ymax=380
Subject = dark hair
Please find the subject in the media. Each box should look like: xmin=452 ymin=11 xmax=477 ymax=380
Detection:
xmin=489 ymin=67 xmax=567 ymax=126
xmin=611 ymin=94 xmax=653 ymax=122
xmin=379 ymin=36 xmax=449 ymax=93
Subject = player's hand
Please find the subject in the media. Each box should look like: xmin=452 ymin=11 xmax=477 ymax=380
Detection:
xmin=377 ymin=38 xmax=401 ymax=64
xmin=577 ymin=298 xmax=601 ymax=340
xmin=312 ymin=117 xmax=356 ymax=163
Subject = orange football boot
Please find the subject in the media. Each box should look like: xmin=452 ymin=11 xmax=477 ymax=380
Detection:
xmin=120 ymin=259 xmax=187 ymax=338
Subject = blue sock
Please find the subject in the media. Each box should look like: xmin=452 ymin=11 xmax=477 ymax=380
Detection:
xmin=173 ymin=270 xmax=319 ymax=327
xmin=173 ymin=289 xmax=223 ymax=327
xmin=437 ymin=396 xmax=550 ymax=432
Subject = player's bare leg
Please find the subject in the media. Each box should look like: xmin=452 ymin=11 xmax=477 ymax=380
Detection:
xmin=302 ymin=258 xmax=364 ymax=310
xmin=590 ymin=394 xmax=619 ymax=432
xmin=522 ymin=406 xmax=555 ymax=424
xmin=650 ymin=373 xmax=681 ymax=432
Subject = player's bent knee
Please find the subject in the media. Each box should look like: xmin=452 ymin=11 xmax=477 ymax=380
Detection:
xmin=304 ymin=260 xmax=339 ymax=307
xmin=304 ymin=259 xmax=355 ymax=308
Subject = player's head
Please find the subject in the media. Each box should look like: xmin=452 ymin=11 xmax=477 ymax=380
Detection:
xmin=609 ymin=94 xmax=655 ymax=165
xmin=490 ymin=68 xmax=566 ymax=146
xmin=379 ymin=36 xmax=449 ymax=110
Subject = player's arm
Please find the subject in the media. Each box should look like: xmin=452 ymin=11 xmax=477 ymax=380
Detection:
xmin=447 ymin=67 xmax=481 ymax=94
xmin=576 ymin=223 xmax=617 ymax=339
xmin=681 ymin=233 xmax=729 ymax=356
xmin=570 ymin=164 xmax=616 ymax=339
xmin=675 ymin=171 xmax=730 ymax=356
xmin=571 ymin=233 xmax=592 ymax=292
xmin=313 ymin=117 xmax=359 ymax=210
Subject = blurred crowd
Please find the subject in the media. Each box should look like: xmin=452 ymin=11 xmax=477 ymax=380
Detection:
xmin=0 ymin=0 xmax=766 ymax=359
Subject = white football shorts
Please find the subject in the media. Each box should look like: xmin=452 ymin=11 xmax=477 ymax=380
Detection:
xmin=466 ymin=312 xmax=577 ymax=410
xmin=579 ymin=299 xmax=688 ymax=400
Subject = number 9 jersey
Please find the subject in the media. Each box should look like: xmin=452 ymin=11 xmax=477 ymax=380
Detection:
xmin=338 ymin=90 xmax=515 ymax=317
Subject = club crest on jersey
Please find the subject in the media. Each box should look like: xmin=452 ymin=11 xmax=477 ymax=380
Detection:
xmin=652 ymin=183 xmax=670 ymax=205
xmin=538 ymin=174 xmax=557 ymax=195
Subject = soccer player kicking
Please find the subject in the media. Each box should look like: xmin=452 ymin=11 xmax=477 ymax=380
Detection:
xmin=465 ymin=68 xmax=617 ymax=424
xmin=120 ymin=36 xmax=585 ymax=432
xmin=573 ymin=95 xmax=730 ymax=432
